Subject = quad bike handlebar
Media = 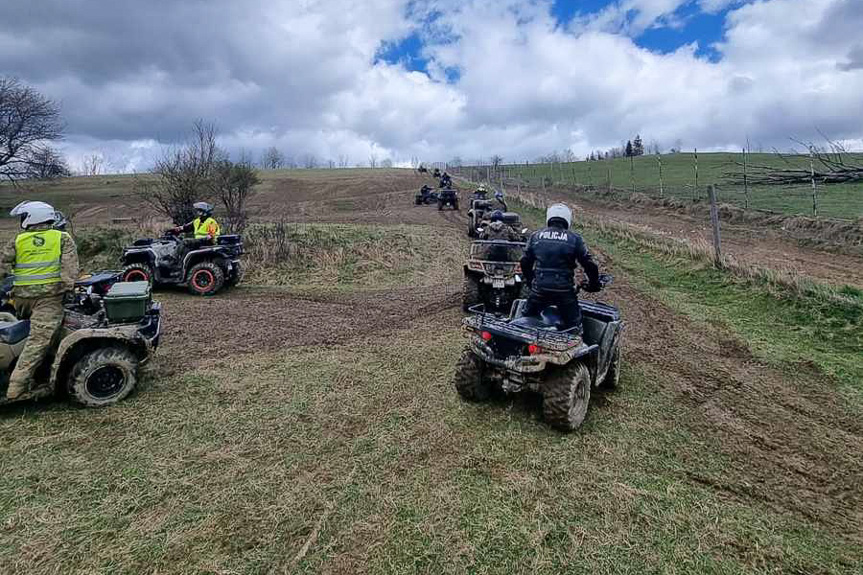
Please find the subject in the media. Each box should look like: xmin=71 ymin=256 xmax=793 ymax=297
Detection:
xmin=578 ymin=273 xmax=613 ymax=294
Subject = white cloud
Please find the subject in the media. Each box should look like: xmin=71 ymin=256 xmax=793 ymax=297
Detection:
xmin=3 ymin=0 xmax=862 ymax=170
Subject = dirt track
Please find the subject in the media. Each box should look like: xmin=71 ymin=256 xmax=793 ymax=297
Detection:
xmin=140 ymin=171 xmax=861 ymax=545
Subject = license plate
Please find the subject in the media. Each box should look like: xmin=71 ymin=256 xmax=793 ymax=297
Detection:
xmin=492 ymin=279 xmax=505 ymax=289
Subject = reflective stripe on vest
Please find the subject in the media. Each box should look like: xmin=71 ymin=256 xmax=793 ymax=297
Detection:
xmin=193 ymin=217 xmax=220 ymax=239
xmin=14 ymin=229 xmax=63 ymax=286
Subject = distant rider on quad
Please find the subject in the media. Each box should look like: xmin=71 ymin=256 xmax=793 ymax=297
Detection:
xmin=1 ymin=201 xmax=79 ymax=399
xmin=420 ymin=184 xmax=433 ymax=199
xmin=493 ymin=190 xmax=508 ymax=212
xmin=473 ymin=185 xmax=488 ymax=200
xmin=440 ymin=172 xmax=453 ymax=188
xmin=519 ymin=203 xmax=602 ymax=332
xmin=480 ymin=210 xmax=522 ymax=242
xmin=173 ymin=202 xmax=221 ymax=248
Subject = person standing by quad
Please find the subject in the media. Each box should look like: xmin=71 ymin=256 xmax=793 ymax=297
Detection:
xmin=2 ymin=201 xmax=79 ymax=400
xmin=519 ymin=203 xmax=601 ymax=331
xmin=173 ymin=201 xmax=220 ymax=248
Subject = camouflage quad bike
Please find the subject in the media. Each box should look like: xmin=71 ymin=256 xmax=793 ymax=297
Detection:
xmin=0 ymin=273 xmax=161 ymax=408
xmin=463 ymin=240 xmax=526 ymax=313
xmin=415 ymin=186 xmax=439 ymax=205
xmin=120 ymin=230 xmax=243 ymax=296
xmin=438 ymin=187 xmax=459 ymax=211
xmin=475 ymin=212 xmax=529 ymax=241
xmin=455 ymin=275 xmax=622 ymax=431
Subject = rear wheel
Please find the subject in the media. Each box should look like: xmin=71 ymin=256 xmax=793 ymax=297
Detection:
xmin=187 ymin=261 xmax=225 ymax=296
xmin=69 ymin=346 xmax=138 ymax=407
xmin=543 ymin=361 xmax=591 ymax=431
xmin=454 ymin=348 xmax=493 ymax=401
xmin=121 ymin=263 xmax=153 ymax=285
xmin=462 ymin=273 xmax=481 ymax=311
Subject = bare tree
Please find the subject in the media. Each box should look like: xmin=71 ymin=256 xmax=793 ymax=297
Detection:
xmin=338 ymin=154 xmax=349 ymax=168
xmin=80 ymin=154 xmax=104 ymax=176
xmin=368 ymin=152 xmax=378 ymax=169
xmin=491 ymin=155 xmax=503 ymax=170
xmin=24 ymin=146 xmax=71 ymax=180
xmin=0 ymin=77 xmax=65 ymax=181
xmin=260 ymin=146 xmax=285 ymax=170
xmin=449 ymin=156 xmax=463 ymax=168
xmin=136 ymin=120 xmax=223 ymax=224
xmin=210 ymin=157 xmax=260 ymax=233
xmin=381 ymin=158 xmax=393 ymax=168
xmin=302 ymin=154 xmax=318 ymax=169
xmin=728 ymin=137 xmax=863 ymax=186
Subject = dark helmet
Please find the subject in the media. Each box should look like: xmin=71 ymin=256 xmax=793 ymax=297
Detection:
xmin=490 ymin=210 xmax=504 ymax=222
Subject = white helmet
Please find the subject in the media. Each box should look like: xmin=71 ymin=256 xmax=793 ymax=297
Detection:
xmin=546 ymin=203 xmax=572 ymax=229
xmin=10 ymin=201 xmax=58 ymax=229
xmin=193 ymin=201 xmax=214 ymax=217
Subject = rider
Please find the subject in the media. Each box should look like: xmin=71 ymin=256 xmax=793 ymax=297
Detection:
xmin=420 ymin=184 xmax=433 ymax=198
xmin=493 ymin=190 xmax=508 ymax=212
xmin=2 ymin=201 xmax=79 ymax=399
xmin=473 ymin=185 xmax=488 ymax=200
xmin=439 ymin=172 xmax=453 ymax=188
xmin=519 ymin=203 xmax=601 ymax=332
xmin=480 ymin=210 xmax=522 ymax=242
xmin=174 ymin=202 xmax=221 ymax=247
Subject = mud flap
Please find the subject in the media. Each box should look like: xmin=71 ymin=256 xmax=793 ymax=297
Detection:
xmin=594 ymin=320 xmax=623 ymax=386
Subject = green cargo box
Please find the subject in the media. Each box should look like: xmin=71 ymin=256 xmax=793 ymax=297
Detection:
xmin=104 ymin=281 xmax=151 ymax=323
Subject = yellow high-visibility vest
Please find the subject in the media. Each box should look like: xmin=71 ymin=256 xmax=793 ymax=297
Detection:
xmin=193 ymin=217 xmax=220 ymax=239
xmin=14 ymin=229 xmax=63 ymax=286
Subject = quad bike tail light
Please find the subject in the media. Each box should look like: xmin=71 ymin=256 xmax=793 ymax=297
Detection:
xmin=528 ymin=344 xmax=542 ymax=355
xmin=481 ymin=331 xmax=492 ymax=341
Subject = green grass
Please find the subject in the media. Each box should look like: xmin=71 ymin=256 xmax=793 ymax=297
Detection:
xmin=458 ymin=153 xmax=863 ymax=219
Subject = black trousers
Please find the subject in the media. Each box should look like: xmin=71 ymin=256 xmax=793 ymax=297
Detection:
xmin=523 ymin=288 xmax=582 ymax=331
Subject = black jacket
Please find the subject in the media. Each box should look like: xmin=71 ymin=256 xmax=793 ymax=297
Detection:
xmin=520 ymin=224 xmax=599 ymax=292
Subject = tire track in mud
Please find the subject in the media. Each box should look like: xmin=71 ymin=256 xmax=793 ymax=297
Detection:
xmin=614 ymin=277 xmax=863 ymax=539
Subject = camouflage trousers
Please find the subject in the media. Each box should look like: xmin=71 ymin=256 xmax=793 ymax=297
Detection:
xmin=6 ymin=294 xmax=64 ymax=399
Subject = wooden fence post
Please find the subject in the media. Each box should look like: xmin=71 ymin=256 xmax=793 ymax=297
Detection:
xmin=708 ymin=184 xmax=722 ymax=266
xmin=694 ymin=148 xmax=699 ymax=201
xmin=657 ymin=153 xmax=664 ymax=198
xmin=810 ymin=147 xmax=818 ymax=218
xmin=742 ymin=147 xmax=750 ymax=210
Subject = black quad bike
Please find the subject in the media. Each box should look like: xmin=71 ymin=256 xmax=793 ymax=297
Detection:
xmin=0 ymin=272 xmax=161 ymax=408
xmin=463 ymin=240 xmax=526 ymax=313
xmin=455 ymin=275 xmax=622 ymax=431
xmin=415 ymin=187 xmax=439 ymax=205
xmin=438 ymin=187 xmax=459 ymax=210
xmin=120 ymin=230 xmax=243 ymax=296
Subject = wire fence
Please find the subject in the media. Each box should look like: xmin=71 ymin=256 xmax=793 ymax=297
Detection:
xmin=431 ymin=154 xmax=863 ymax=221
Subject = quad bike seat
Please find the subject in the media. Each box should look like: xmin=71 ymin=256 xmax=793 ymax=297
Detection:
xmin=133 ymin=238 xmax=155 ymax=246
xmin=217 ymin=235 xmax=241 ymax=245
xmin=510 ymin=303 xmax=572 ymax=332
xmin=0 ymin=319 xmax=30 ymax=345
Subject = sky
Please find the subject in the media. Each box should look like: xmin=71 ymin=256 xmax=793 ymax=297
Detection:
xmin=1 ymin=0 xmax=862 ymax=172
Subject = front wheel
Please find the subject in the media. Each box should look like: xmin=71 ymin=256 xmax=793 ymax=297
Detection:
xmin=69 ymin=346 xmax=138 ymax=407
xmin=121 ymin=263 xmax=153 ymax=285
xmin=187 ymin=261 xmax=225 ymax=296
xmin=543 ymin=361 xmax=591 ymax=431
xmin=226 ymin=261 xmax=244 ymax=287
xmin=453 ymin=349 xmax=493 ymax=401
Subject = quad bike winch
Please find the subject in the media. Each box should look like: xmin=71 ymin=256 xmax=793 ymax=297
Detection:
xmin=454 ymin=275 xmax=623 ymax=431
xmin=120 ymin=229 xmax=243 ymax=296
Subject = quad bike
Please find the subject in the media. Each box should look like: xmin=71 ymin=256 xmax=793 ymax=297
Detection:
xmin=438 ymin=188 xmax=459 ymax=210
xmin=433 ymin=168 xmax=441 ymax=178
xmin=475 ymin=212 xmax=529 ymax=241
xmin=120 ymin=230 xmax=243 ymax=296
xmin=455 ymin=275 xmax=622 ymax=431
xmin=0 ymin=272 xmax=161 ymax=408
xmin=463 ymin=240 xmax=526 ymax=313
xmin=439 ymin=175 xmax=453 ymax=188
xmin=415 ymin=187 xmax=439 ymax=205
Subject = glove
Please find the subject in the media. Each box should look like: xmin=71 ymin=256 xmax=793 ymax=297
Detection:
xmin=583 ymin=281 xmax=602 ymax=293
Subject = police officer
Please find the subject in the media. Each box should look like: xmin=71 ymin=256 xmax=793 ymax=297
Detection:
xmin=519 ymin=203 xmax=601 ymax=331
xmin=480 ymin=210 xmax=522 ymax=241
xmin=174 ymin=202 xmax=221 ymax=246
xmin=2 ymin=201 xmax=79 ymax=399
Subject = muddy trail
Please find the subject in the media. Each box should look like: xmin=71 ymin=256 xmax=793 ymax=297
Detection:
xmin=153 ymin=170 xmax=861 ymax=545
xmin=573 ymin=195 xmax=863 ymax=289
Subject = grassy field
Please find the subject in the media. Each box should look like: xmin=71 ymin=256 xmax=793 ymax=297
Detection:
xmin=0 ymin=170 xmax=861 ymax=573
xmin=455 ymin=153 xmax=863 ymax=219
